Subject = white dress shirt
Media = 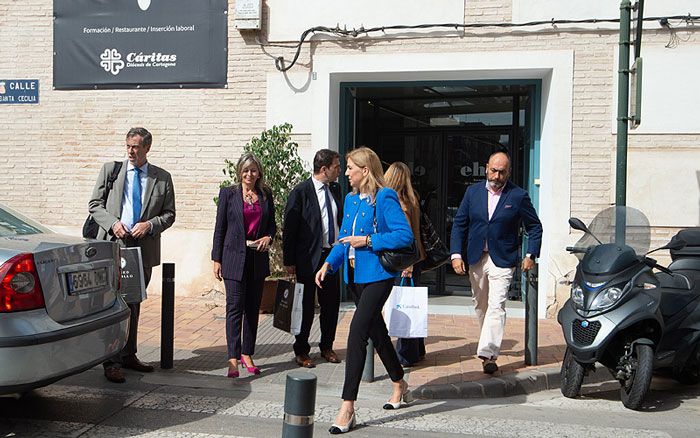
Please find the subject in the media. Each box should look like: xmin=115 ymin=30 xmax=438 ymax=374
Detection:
xmin=120 ymin=162 xmax=149 ymax=230
xmin=312 ymin=176 xmax=338 ymax=249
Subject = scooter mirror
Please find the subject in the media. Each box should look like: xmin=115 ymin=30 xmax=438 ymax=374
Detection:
xmin=665 ymin=239 xmax=687 ymax=251
xmin=646 ymin=238 xmax=687 ymax=255
xmin=568 ymin=217 xmax=588 ymax=233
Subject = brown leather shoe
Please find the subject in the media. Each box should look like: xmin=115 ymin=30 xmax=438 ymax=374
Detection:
xmin=104 ymin=367 xmax=126 ymax=383
xmin=295 ymin=354 xmax=315 ymax=368
xmin=482 ymin=358 xmax=498 ymax=375
xmin=320 ymin=349 xmax=341 ymax=363
xmin=122 ymin=356 xmax=154 ymax=373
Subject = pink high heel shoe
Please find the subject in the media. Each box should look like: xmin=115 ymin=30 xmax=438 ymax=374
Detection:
xmin=239 ymin=356 xmax=261 ymax=375
xmin=227 ymin=360 xmax=239 ymax=378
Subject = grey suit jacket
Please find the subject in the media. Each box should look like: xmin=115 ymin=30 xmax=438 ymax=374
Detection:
xmin=89 ymin=160 xmax=176 ymax=268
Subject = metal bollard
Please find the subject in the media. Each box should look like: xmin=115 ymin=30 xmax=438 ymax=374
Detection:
xmin=524 ymin=265 xmax=538 ymax=366
xmin=362 ymin=339 xmax=374 ymax=382
xmin=160 ymin=262 xmax=175 ymax=369
xmin=282 ymin=371 xmax=317 ymax=438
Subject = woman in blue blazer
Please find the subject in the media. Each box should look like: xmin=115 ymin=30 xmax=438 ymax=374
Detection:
xmin=212 ymin=153 xmax=276 ymax=378
xmin=315 ymin=147 xmax=414 ymax=434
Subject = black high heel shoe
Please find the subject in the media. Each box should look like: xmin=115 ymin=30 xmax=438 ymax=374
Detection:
xmin=329 ymin=412 xmax=356 ymax=434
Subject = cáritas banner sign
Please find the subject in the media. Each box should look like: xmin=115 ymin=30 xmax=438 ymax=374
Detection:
xmin=53 ymin=0 xmax=227 ymax=89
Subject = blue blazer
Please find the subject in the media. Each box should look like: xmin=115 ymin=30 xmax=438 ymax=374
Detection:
xmin=211 ymin=185 xmax=276 ymax=281
xmin=450 ymin=181 xmax=542 ymax=268
xmin=325 ymin=188 xmax=413 ymax=284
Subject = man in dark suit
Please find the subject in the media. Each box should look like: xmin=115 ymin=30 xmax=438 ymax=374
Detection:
xmin=450 ymin=150 xmax=542 ymax=374
xmin=283 ymin=149 xmax=343 ymax=368
xmin=89 ymin=127 xmax=176 ymax=383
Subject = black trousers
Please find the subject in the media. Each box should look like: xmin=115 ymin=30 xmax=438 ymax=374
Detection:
xmin=342 ymin=268 xmax=404 ymax=401
xmin=224 ymin=248 xmax=265 ymax=360
xmin=104 ymin=266 xmax=152 ymax=369
xmin=294 ymin=248 xmax=340 ymax=356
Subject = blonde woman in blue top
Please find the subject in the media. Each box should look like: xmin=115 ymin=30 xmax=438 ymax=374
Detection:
xmin=315 ymin=147 xmax=414 ymax=434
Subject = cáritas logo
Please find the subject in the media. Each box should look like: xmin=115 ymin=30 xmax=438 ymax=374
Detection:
xmin=99 ymin=48 xmax=177 ymax=75
xmin=100 ymin=49 xmax=125 ymax=75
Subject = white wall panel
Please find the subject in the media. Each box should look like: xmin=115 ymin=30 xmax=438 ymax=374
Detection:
xmin=635 ymin=45 xmax=700 ymax=134
xmin=266 ymin=72 xmax=314 ymax=133
xmin=266 ymin=0 xmax=464 ymax=42
xmin=628 ymin=150 xmax=700 ymax=227
xmin=612 ymin=45 xmax=700 ymax=134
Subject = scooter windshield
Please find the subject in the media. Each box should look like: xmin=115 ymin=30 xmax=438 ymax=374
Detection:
xmin=573 ymin=206 xmax=651 ymax=257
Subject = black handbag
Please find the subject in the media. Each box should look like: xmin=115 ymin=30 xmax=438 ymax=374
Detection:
xmin=419 ymin=210 xmax=450 ymax=271
xmin=82 ymin=161 xmax=123 ymax=239
xmin=373 ymin=202 xmax=422 ymax=272
xmin=379 ymin=239 xmax=422 ymax=272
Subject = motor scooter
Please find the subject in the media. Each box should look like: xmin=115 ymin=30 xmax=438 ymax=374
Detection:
xmin=557 ymin=206 xmax=700 ymax=410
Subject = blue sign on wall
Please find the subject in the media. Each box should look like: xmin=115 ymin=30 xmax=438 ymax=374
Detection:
xmin=0 ymin=80 xmax=39 ymax=104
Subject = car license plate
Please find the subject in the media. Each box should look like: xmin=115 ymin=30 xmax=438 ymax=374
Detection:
xmin=67 ymin=268 xmax=108 ymax=294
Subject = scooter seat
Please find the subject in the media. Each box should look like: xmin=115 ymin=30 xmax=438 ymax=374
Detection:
xmin=657 ymin=271 xmax=693 ymax=291
xmin=669 ymin=258 xmax=700 ymax=272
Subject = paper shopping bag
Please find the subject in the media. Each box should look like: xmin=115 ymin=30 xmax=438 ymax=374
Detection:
xmin=273 ymin=279 xmax=304 ymax=335
xmin=289 ymin=282 xmax=304 ymax=335
xmin=382 ymin=280 xmax=428 ymax=338
xmin=118 ymin=247 xmax=147 ymax=304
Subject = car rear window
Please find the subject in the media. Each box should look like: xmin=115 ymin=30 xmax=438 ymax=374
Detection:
xmin=0 ymin=207 xmax=49 ymax=236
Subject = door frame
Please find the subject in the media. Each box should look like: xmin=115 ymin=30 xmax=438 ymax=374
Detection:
xmin=338 ymin=80 xmax=542 ymax=295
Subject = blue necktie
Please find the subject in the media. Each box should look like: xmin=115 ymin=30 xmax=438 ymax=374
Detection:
xmin=324 ymin=184 xmax=335 ymax=245
xmin=132 ymin=167 xmax=142 ymax=226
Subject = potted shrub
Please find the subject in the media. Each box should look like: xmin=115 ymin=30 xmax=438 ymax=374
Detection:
xmin=218 ymin=123 xmax=310 ymax=312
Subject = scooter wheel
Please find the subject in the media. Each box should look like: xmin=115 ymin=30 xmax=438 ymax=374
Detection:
xmin=620 ymin=343 xmax=654 ymax=410
xmin=560 ymin=347 xmax=585 ymax=398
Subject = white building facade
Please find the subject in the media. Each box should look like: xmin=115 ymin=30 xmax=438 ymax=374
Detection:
xmin=1 ymin=0 xmax=698 ymax=317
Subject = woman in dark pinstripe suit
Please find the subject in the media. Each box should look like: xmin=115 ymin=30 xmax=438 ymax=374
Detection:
xmin=212 ymin=153 xmax=276 ymax=378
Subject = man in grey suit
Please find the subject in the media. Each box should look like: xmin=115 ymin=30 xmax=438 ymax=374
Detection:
xmin=89 ymin=127 xmax=176 ymax=383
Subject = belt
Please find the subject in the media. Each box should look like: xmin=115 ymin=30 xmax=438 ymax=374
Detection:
xmin=349 ymin=258 xmax=355 ymax=269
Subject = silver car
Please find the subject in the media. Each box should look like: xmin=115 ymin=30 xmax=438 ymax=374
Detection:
xmin=0 ymin=204 xmax=129 ymax=395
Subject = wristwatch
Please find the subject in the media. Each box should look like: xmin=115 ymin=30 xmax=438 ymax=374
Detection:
xmin=527 ymin=253 xmax=536 ymax=261
xmin=366 ymin=234 xmax=373 ymax=248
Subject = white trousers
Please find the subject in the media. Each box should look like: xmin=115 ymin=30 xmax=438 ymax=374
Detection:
xmin=469 ymin=252 xmax=515 ymax=359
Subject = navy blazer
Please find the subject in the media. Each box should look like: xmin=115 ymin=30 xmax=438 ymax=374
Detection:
xmin=282 ymin=178 xmax=343 ymax=277
xmin=325 ymin=188 xmax=413 ymax=284
xmin=450 ymin=181 xmax=542 ymax=268
xmin=211 ymin=185 xmax=276 ymax=281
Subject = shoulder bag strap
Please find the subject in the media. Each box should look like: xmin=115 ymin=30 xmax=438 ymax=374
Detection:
xmin=105 ymin=160 xmax=123 ymax=193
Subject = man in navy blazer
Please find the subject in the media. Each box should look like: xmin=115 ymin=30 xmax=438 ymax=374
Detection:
xmin=283 ymin=149 xmax=343 ymax=368
xmin=450 ymin=150 xmax=542 ymax=374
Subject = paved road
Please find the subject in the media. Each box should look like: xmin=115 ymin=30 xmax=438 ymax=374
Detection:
xmin=2 ymin=367 xmax=700 ymax=437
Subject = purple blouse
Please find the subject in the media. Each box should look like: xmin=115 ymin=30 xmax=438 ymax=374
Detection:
xmin=243 ymin=199 xmax=262 ymax=239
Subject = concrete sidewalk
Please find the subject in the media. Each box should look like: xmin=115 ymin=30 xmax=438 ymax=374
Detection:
xmin=132 ymin=294 xmax=584 ymax=400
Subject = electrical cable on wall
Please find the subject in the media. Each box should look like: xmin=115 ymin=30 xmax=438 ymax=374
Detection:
xmin=659 ymin=16 xmax=696 ymax=48
xmin=270 ymin=15 xmax=699 ymax=72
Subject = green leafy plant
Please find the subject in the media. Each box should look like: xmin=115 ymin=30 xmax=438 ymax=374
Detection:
xmin=218 ymin=123 xmax=310 ymax=277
